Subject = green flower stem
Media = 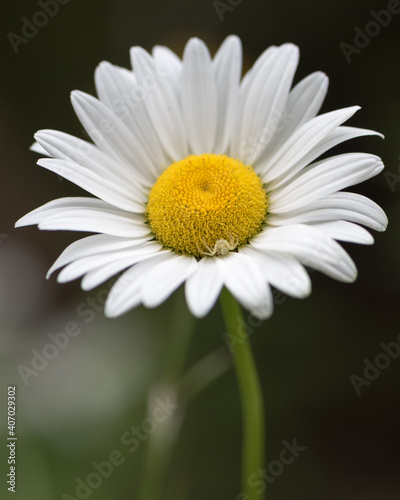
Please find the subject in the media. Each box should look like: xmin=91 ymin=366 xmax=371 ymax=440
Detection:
xmin=220 ymin=288 xmax=265 ymax=500
xmin=136 ymin=291 xmax=196 ymax=500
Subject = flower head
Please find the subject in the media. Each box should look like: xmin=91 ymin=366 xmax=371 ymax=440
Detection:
xmin=16 ymin=36 xmax=388 ymax=320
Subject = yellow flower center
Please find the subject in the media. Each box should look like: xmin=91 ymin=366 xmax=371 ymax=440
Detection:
xmin=146 ymin=154 xmax=268 ymax=258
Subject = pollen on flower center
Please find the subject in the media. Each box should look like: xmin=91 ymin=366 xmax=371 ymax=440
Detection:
xmin=146 ymin=154 xmax=268 ymax=258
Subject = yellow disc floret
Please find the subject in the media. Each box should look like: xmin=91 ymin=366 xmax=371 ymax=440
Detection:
xmin=146 ymin=154 xmax=268 ymax=258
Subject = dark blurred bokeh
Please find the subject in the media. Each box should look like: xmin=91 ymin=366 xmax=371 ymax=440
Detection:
xmin=1 ymin=1 xmax=400 ymax=499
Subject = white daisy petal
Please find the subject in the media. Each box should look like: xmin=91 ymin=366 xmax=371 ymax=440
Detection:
xmin=81 ymin=255 xmax=154 ymax=291
xmin=235 ymin=44 xmax=300 ymax=164
xmin=262 ymin=71 xmax=329 ymax=155
xmin=269 ymin=153 xmax=384 ymax=214
xmin=181 ymin=38 xmax=218 ymax=154
xmin=39 ymin=210 xmax=149 ymax=237
xmin=185 ymin=256 xmax=224 ymax=318
xmin=308 ymin=221 xmax=374 ymax=245
xmin=30 ymin=141 xmax=50 ymax=156
xmin=105 ymin=253 xmax=173 ymax=318
xmin=142 ymin=254 xmax=198 ymax=308
xmin=219 ymin=252 xmax=274 ymax=320
xmin=94 ymin=62 xmax=168 ymax=176
xmin=286 ymin=71 xmax=328 ymax=119
xmin=37 ymin=158 xmax=145 ymax=213
xmin=152 ymin=45 xmax=182 ymax=98
xmin=251 ymin=225 xmax=357 ymax=282
xmin=16 ymin=197 xmax=149 ymax=237
xmin=16 ymin=197 xmax=100 ymax=227
xmin=267 ymin=125 xmax=383 ymax=190
xmin=212 ymin=35 xmax=242 ymax=154
xmin=46 ymin=234 xmax=152 ymax=278
xmin=71 ymin=90 xmax=156 ymax=185
xmin=130 ymin=46 xmax=188 ymax=161
xmin=267 ymin=192 xmax=388 ymax=231
xmin=258 ymin=105 xmax=360 ymax=182
xmin=34 ymin=129 xmax=149 ymax=193
xmin=94 ymin=62 xmax=136 ymax=110
xmin=229 ymin=45 xmax=278 ymax=158
xmin=57 ymin=242 xmax=164 ymax=283
xmin=240 ymin=246 xmax=311 ymax=298
xmin=239 ymin=45 xmax=277 ymax=90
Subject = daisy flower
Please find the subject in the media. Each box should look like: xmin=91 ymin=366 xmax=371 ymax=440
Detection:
xmin=16 ymin=36 xmax=388 ymax=320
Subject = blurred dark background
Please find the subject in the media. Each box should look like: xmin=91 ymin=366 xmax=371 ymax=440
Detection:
xmin=1 ymin=0 xmax=400 ymax=499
